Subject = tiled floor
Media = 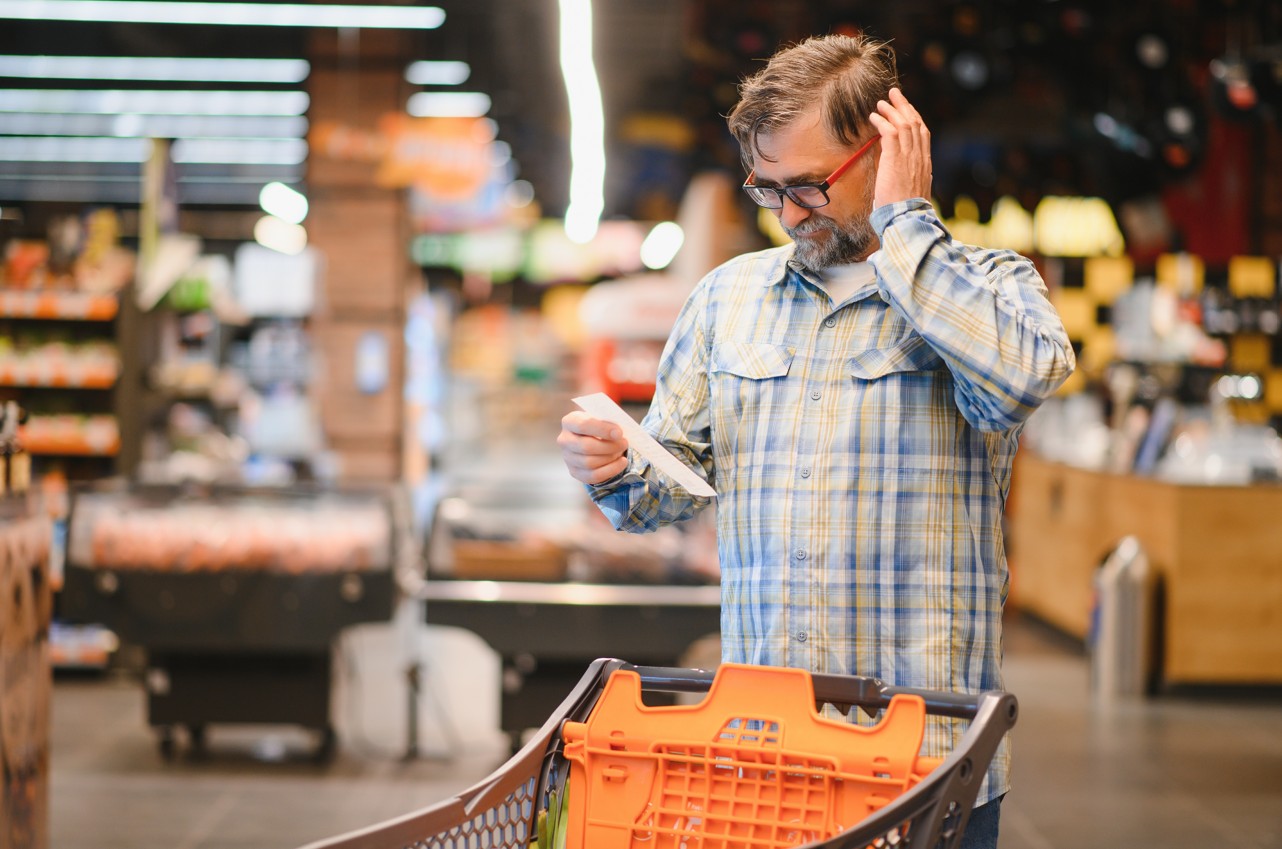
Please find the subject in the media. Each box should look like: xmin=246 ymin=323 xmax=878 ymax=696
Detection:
xmin=48 ymin=610 xmax=1282 ymax=849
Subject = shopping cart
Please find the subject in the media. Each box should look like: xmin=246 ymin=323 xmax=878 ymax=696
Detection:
xmin=297 ymin=658 xmax=1017 ymax=849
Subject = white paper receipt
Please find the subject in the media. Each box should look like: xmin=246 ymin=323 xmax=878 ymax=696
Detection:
xmin=573 ymin=392 xmax=717 ymax=498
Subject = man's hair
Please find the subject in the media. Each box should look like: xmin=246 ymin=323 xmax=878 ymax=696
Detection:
xmin=727 ymin=33 xmax=899 ymax=169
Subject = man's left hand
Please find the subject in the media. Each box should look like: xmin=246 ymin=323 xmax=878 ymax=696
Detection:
xmin=868 ymin=87 xmax=932 ymax=208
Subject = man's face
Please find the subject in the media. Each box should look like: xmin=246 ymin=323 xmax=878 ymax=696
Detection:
xmin=750 ymin=108 xmax=878 ymax=270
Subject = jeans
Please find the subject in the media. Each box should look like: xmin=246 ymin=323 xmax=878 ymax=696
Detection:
xmin=958 ymin=795 xmax=1003 ymax=849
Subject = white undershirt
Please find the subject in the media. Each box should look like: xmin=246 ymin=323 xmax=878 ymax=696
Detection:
xmin=816 ymin=261 xmax=876 ymax=304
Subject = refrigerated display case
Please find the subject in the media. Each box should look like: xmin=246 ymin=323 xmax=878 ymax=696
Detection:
xmin=59 ymin=481 xmax=401 ymax=760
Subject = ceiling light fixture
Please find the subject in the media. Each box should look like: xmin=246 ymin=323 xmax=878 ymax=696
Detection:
xmin=640 ymin=221 xmax=684 ymax=270
xmin=259 ymin=181 xmax=309 ymax=224
xmin=0 ymin=89 xmax=309 ymax=116
xmin=0 ymin=113 xmax=308 ymax=140
xmin=0 ymin=1 xmax=445 ymax=29
xmin=0 ymin=55 xmax=309 ymax=82
xmin=253 ymin=215 xmax=308 ymax=255
xmin=406 ymin=92 xmax=491 ymax=118
xmin=405 ymin=60 xmax=470 ymax=86
xmin=0 ymin=135 xmax=307 ymax=166
xmin=558 ymin=0 xmax=605 ymax=244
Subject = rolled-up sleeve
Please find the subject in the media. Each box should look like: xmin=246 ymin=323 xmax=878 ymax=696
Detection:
xmin=870 ymin=199 xmax=1076 ymax=432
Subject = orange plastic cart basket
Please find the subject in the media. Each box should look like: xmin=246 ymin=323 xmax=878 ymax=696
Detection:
xmin=294 ymin=659 xmax=1016 ymax=849
xmin=561 ymin=663 xmax=941 ymax=849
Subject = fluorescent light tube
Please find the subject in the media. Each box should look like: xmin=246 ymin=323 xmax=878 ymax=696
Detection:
xmin=0 ymin=55 xmax=309 ymax=83
xmin=406 ymin=92 xmax=491 ymax=118
xmin=0 ymin=1 xmax=445 ymax=29
xmin=558 ymin=0 xmax=604 ymax=244
xmin=405 ymin=60 xmax=470 ymax=86
xmin=0 ymin=113 xmax=307 ymax=139
xmin=259 ymin=181 xmax=308 ymax=224
xmin=0 ymin=135 xmax=307 ymax=165
xmin=0 ymin=89 xmax=309 ymax=115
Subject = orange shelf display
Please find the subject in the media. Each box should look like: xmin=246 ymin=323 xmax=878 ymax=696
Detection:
xmin=0 ymin=362 xmax=119 ymax=389
xmin=0 ymin=289 xmax=120 ymax=321
xmin=19 ymin=415 xmax=121 ymax=457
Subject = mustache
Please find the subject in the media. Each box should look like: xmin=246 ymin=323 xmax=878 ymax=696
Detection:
xmin=784 ymin=216 xmax=837 ymax=239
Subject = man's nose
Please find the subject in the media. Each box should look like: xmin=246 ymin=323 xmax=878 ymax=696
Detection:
xmin=777 ymin=196 xmax=811 ymax=228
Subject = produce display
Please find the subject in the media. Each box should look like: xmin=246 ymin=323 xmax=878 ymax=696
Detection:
xmin=0 ymin=336 xmax=119 ymax=388
xmin=68 ymin=491 xmax=391 ymax=573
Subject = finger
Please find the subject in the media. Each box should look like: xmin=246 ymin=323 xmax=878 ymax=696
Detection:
xmin=561 ymin=411 xmax=622 ymax=441
xmin=868 ymin=110 xmax=896 ymax=144
xmin=887 ymin=87 xmax=919 ymax=119
xmin=583 ymin=455 xmax=629 ymax=485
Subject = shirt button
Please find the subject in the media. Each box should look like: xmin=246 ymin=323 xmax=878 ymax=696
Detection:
xmin=810 ymin=390 xmax=822 ymax=401
xmin=800 ymin=468 xmax=811 ymax=478
xmin=824 ymin=317 xmax=836 ymax=328
xmin=796 ymin=631 xmax=808 ymax=642
xmin=795 ymin=548 xmax=807 ymax=560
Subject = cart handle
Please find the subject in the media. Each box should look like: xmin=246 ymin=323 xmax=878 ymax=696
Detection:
xmin=622 ymin=662 xmax=994 ymax=721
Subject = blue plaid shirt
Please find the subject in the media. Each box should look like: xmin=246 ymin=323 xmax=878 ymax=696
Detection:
xmin=589 ymin=198 xmax=1075 ymax=804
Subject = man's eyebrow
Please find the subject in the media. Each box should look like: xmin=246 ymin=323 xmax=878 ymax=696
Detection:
xmin=750 ymin=170 xmax=823 ymax=187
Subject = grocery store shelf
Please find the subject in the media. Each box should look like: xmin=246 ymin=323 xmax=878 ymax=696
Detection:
xmin=0 ymin=367 xmax=119 ymax=389
xmin=19 ymin=415 xmax=121 ymax=457
xmin=0 ymin=289 xmax=120 ymax=321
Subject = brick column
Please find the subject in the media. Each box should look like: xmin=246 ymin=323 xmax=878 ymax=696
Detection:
xmin=306 ymin=29 xmax=414 ymax=482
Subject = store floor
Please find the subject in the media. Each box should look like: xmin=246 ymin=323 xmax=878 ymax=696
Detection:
xmin=50 ymin=610 xmax=1282 ymax=849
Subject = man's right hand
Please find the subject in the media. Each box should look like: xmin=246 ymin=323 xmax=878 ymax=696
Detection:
xmin=558 ymin=411 xmax=629 ymax=485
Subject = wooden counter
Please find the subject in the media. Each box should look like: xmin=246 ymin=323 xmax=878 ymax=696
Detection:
xmin=1007 ymin=451 xmax=1282 ymax=685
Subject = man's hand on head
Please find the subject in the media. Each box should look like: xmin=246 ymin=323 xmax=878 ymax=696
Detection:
xmin=868 ymin=87 xmax=933 ymax=209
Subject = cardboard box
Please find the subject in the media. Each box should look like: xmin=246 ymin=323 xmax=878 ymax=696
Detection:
xmin=451 ymin=538 xmax=569 ymax=582
xmin=313 ymin=320 xmax=404 ymax=443
xmin=1 ymin=514 xmax=53 ymax=849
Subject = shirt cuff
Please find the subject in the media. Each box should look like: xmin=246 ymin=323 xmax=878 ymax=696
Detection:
xmin=585 ymin=453 xmax=642 ymax=500
xmin=870 ymin=197 xmax=935 ymax=234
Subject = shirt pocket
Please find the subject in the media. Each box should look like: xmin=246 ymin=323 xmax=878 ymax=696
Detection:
xmin=847 ymin=334 xmax=942 ymax=380
xmin=845 ymin=335 xmax=950 ymax=479
xmin=710 ymin=341 xmax=796 ymax=431
xmin=712 ymin=340 xmax=796 ymax=379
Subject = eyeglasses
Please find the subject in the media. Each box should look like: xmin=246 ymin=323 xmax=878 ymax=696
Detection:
xmin=741 ymin=135 xmax=881 ymax=209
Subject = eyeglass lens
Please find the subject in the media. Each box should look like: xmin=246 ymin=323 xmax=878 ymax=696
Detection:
xmin=744 ymin=185 xmax=828 ymax=209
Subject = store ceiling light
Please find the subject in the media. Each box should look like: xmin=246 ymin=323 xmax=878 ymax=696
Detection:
xmin=0 ymin=135 xmax=307 ymax=165
xmin=174 ymin=138 xmax=307 ymax=165
xmin=0 ymin=1 xmax=445 ymax=29
xmin=254 ymin=215 xmax=308 ymax=255
xmin=405 ymin=60 xmax=470 ymax=86
xmin=559 ymin=0 xmax=605 ymax=244
xmin=0 ymin=113 xmax=307 ymax=139
xmin=0 ymin=136 xmax=147 ymax=162
xmin=640 ymin=221 xmax=684 ymax=270
xmin=406 ymin=92 xmax=491 ymax=118
xmin=0 ymin=55 xmax=309 ymax=83
xmin=0 ymin=89 xmax=309 ymax=116
xmin=259 ymin=181 xmax=308 ymax=224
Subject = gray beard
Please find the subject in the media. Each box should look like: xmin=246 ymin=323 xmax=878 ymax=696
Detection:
xmin=785 ymin=213 xmax=877 ymax=270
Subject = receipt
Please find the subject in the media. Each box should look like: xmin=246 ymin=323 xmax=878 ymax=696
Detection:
xmin=573 ymin=392 xmax=717 ymax=498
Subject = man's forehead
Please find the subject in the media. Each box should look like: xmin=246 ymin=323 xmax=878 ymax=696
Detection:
xmin=753 ymin=108 xmax=844 ymax=162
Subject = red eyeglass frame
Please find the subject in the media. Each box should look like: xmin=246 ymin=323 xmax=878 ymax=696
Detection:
xmin=743 ymin=134 xmax=882 ymax=209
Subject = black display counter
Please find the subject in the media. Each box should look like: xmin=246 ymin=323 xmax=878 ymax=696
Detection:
xmin=421 ymin=579 xmax=721 ymax=751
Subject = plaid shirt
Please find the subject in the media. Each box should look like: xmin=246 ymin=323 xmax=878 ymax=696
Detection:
xmin=589 ymin=198 xmax=1074 ymax=804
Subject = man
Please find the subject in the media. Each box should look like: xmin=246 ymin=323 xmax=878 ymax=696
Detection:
xmin=558 ymin=33 xmax=1074 ymax=848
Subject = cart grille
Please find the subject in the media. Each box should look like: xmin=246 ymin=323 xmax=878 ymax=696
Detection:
xmin=407 ymin=776 xmax=536 ymax=849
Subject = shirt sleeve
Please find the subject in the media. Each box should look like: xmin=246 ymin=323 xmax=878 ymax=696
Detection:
xmin=587 ymin=277 xmax=717 ymax=532
xmin=870 ymin=198 xmax=1076 ymax=432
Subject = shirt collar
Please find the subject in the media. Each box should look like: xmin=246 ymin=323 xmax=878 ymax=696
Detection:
xmin=768 ymin=251 xmax=883 ymax=304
